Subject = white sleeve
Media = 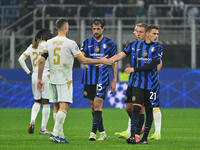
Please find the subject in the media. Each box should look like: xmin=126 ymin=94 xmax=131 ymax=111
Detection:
xmin=71 ymin=41 xmax=81 ymax=57
xmin=18 ymin=53 xmax=31 ymax=74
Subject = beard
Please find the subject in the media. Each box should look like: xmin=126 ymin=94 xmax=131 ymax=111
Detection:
xmin=94 ymin=33 xmax=102 ymax=40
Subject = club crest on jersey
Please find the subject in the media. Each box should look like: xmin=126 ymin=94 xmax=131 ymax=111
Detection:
xmin=151 ymin=47 xmax=155 ymax=52
xmin=103 ymin=44 xmax=107 ymax=49
xmin=143 ymin=51 xmax=147 ymax=57
xmin=95 ymin=46 xmax=100 ymax=52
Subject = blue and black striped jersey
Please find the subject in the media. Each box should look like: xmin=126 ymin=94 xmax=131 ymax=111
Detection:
xmin=123 ymin=40 xmax=163 ymax=90
xmin=81 ymin=36 xmax=117 ymax=85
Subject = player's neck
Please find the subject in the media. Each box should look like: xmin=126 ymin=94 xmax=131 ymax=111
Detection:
xmin=94 ymin=35 xmax=104 ymax=42
xmin=57 ymin=31 xmax=67 ymax=37
xmin=145 ymin=39 xmax=151 ymax=44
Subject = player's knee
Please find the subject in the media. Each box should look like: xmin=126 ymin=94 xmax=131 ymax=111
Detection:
xmin=126 ymin=103 xmax=133 ymax=112
xmin=34 ymin=100 xmax=42 ymax=104
xmin=42 ymin=99 xmax=50 ymax=104
xmin=133 ymin=105 xmax=141 ymax=115
xmin=153 ymin=107 xmax=160 ymax=113
xmin=145 ymin=106 xmax=153 ymax=121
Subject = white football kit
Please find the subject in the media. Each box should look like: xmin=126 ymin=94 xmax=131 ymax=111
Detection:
xmin=45 ymin=35 xmax=81 ymax=103
xmin=18 ymin=41 xmax=49 ymax=100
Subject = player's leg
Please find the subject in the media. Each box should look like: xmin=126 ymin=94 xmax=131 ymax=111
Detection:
xmin=139 ymin=91 xmax=153 ymax=144
xmin=40 ymin=99 xmax=51 ymax=134
xmin=28 ymin=100 xmax=41 ymax=134
xmin=126 ymin=87 xmax=144 ymax=144
xmin=49 ymin=83 xmax=69 ymax=143
xmin=40 ymin=72 xmax=51 ymax=134
xmin=91 ymin=97 xmax=106 ymax=141
xmin=151 ymin=107 xmax=161 ymax=140
xmin=135 ymin=105 xmax=145 ymax=142
xmin=115 ymin=86 xmax=133 ymax=139
xmin=53 ymin=103 xmax=59 ymax=122
xmin=150 ymin=87 xmax=161 ymax=140
xmin=28 ymin=73 xmax=41 ymax=134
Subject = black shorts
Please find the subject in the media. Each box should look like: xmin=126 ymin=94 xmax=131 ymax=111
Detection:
xmin=150 ymin=85 xmax=160 ymax=108
xmin=125 ymin=86 xmax=151 ymax=107
xmin=83 ymin=84 xmax=107 ymax=100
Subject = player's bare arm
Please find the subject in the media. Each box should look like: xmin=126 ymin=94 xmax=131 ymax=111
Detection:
xmin=77 ymin=53 xmax=107 ymax=65
xmin=37 ymin=56 xmax=46 ymax=92
xmin=102 ymin=52 xmax=127 ymax=65
xmin=81 ymin=52 xmax=88 ymax=69
xmin=157 ymin=60 xmax=162 ymax=72
xmin=110 ymin=62 xmax=118 ymax=94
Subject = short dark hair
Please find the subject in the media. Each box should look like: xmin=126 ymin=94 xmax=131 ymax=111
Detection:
xmin=56 ymin=18 xmax=68 ymax=30
xmin=146 ymin=24 xmax=159 ymax=32
xmin=91 ymin=18 xmax=104 ymax=28
xmin=32 ymin=29 xmax=53 ymax=49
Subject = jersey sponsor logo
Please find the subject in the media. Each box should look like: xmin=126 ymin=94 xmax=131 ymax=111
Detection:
xmin=90 ymin=53 xmax=104 ymax=57
xmin=88 ymin=45 xmax=94 ymax=48
xmin=138 ymin=57 xmax=152 ymax=63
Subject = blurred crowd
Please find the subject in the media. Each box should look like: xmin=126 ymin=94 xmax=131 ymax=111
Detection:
xmin=1 ymin=0 xmax=200 ymax=30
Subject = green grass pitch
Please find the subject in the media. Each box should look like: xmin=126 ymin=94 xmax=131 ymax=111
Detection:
xmin=0 ymin=108 xmax=199 ymax=150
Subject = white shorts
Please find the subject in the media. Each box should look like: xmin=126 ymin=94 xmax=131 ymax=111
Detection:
xmin=49 ymin=81 xmax=73 ymax=104
xmin=32 ymin=72 xmax=49 ymax=100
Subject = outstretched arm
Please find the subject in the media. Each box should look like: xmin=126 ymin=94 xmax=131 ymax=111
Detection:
xmin=108 ymin=52 xmax=127 ymax=65
xmin=76 ymin=53 xmax=105 ymax=65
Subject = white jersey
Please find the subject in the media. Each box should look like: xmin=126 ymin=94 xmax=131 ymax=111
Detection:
xmin=45 ymin=35 xmax=81 ymax=84
xmin=19 ymin=41 xmax=49 ymax=74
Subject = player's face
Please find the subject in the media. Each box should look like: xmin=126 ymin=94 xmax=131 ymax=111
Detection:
xmin=92 ymin=24 xmax=104 ymax=39
xmin=134 ymin=26 xmax=146 ymax=41
xmin=147 ymin=29 xmax=159 ymax=43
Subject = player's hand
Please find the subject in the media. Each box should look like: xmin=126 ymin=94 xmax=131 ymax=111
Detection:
xmin=28 ymin=72 xmax=32 ymax=76
xmin=95 ymin=63 xmax=104 ymax=67
xmin=37 ymin=79 xmax=44 ymax=92
xmin=99 ymin=55 xmax=114 ymax=65
xmin=125 ymin=67 xmax=134 ymax=73
xmin=83 ymin=64 xmax=88 ymax=69
xmin=110 ymin=80 xmax=117 ymax=94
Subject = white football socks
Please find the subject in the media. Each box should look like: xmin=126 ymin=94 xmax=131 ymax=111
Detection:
xmin=153 ymin=108 xmax=162 ymax=136
xmin=31 ymin=102 xmax=41 ymax=123
xmin=53 ymin=110 xmax=66 ymax=136
xmin=126 ymin=118 xmax=131 ymax=136
xmin=41 ymin=104 xmax=50 ymax=131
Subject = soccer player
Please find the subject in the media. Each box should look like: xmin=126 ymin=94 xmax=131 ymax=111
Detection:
xmin=115 ymin=23 xmax=147 ymax=140
xmin=115 ymin=24 xmax=163 ymax=142
xmin=18 ymin=29 xmax=53 ymax=134
xmin=149 ymin=60 xmax=162 ymax=140
xmin=81 ymin=18 xmax=117 ymax=141
xmin=102 ymin=24 xmax=164 ymax=144
xmin=37 ymin=18 xmax=110 ymax=144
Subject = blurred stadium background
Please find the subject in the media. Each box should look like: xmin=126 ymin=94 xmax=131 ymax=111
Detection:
xmin=0 ymin=0 xmax=200 ymax=109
